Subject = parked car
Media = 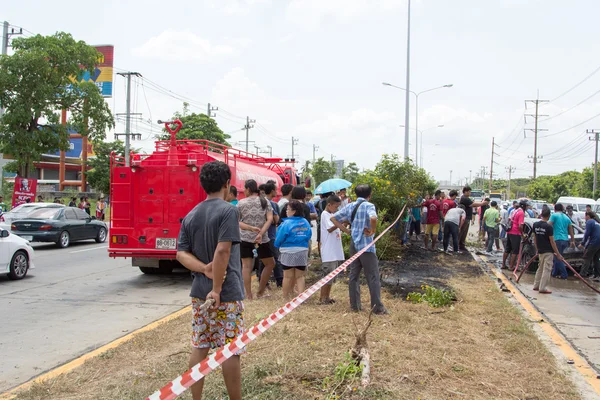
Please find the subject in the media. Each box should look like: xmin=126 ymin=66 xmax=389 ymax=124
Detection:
xmin=0 ymin=227 xmax=35 ymax=280
xmin=0 ymin=203 xmax=65 ymax=230
xmin=520 ymin=217 xmax=585 ymax=271
xmin=11 ymin=207 xmax=107 ymax=248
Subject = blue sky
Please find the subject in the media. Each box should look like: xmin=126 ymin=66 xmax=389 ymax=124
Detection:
xmin=4 ymin=0 xmax=600 ymax=184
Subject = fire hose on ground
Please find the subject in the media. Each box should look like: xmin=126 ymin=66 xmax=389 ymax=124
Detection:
xmin=145 ymin=204 xmax=408 ymax=400
xmin=511 ymin=237 xmax=600 ymax=295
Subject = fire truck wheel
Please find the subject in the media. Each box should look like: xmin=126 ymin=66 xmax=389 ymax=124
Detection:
xmin=95 ymin=228 xmax=107 ymax=243
xmin=57 ymin=231 xmax=70 ymax=248
xmin=139 ymin=267 xmax=159 ymax=275
xmin=139 ymin=266 xmax=173 ymax=275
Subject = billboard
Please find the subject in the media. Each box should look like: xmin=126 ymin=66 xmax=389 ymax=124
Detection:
xmin=47 ymin=136 xmax=95 ymax=158
xmin=75 ymin=45 xmax=114 ymax=97
xmin=12 ymin=177 xmax=38 ymax=207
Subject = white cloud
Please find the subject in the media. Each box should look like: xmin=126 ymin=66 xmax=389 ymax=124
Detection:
xmin=133 ymin=30 xmax=244 ymax=62
xmin=279 ymin=34 xmax=294 ymax=43
xmin=205 ymin=0 xmax=270 ymax=15
xmin=286 ymin=0 xmax=403 ymax=30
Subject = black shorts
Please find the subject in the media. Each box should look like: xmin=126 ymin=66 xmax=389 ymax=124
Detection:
xmin=281 ymin=265 xmax=307 ymax=271
xmin=240 ymin=241 xmax=273 ymax=259
xmin=505 ymin=234 xmax=522 ymax=255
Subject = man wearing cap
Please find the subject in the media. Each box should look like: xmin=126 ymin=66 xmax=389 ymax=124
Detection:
xmin=549 ymin=203 xmax=575 ymax=279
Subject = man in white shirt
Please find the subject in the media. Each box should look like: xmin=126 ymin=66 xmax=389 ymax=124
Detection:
xmin=565 ymin=205 xmax=583 ymax=229
xmin=443 ymin=204 xmax=466 ymax=254
xmin=319 ymin=195 xmax=345 ymax=304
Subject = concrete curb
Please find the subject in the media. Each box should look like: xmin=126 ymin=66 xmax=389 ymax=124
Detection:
xmin=471 ymin=251 xmax=600 ymax=398
xmin=0 ymin=305 xmax=192 ymax=400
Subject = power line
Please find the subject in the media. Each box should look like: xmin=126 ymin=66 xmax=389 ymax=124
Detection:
xmin=538 ymin=110 xmax=600 ymax=138
xmin=548 ymin=63 xmax=600 ymax=103
xmin=540 ymin=88 xmax=600 ymax=122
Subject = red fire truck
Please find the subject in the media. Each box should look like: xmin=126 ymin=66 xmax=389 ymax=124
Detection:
xmin=108 ymin=120 xmax=299 ymax=274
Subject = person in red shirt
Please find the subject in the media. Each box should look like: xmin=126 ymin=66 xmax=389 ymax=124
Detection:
xmin=502 ymin=199 xmax=527 ymax=270
xmin=423 ymin=190 xmax=443 ymax=250
xmin=442 ymin=190 xmax=458 ymax=217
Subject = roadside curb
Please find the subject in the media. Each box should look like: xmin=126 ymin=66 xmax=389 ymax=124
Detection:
xmin=0 ymin=305 xmax=192 ymax=400
xmin=471 ymin=251 xmax=600 ymax=397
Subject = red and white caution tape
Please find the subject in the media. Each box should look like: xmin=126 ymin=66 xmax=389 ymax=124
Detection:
xmin=146 ymin=204 xmax=407 ymax=400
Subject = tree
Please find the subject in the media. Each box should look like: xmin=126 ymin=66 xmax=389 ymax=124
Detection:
xmin=352 ymin=154 xmax=437 ymax=219
xmin=87 ymin=140 xmax=126 ymax=194
xmin=0 ymin=33 xmax=114 ymax=177
xmin=342 ymin=162 xmax=360 ymax=183
xmin=311 ymin=157 xmax=337 ymax=186
xmin=159 ymin=103 xmax=230 ymax=145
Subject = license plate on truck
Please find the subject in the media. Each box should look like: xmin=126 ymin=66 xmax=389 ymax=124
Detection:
xmin=156 ymin=238 xmax=177 ymax=249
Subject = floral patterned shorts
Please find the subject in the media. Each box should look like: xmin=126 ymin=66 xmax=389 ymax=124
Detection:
xmin=191 ymin=298 xmax=246 ymax=354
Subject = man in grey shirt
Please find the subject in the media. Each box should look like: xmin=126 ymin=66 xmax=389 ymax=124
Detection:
xmin=177 ymin=161 xmax=244 ymax=400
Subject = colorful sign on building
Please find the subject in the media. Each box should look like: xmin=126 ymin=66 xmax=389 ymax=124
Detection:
xmin=12 ymin=177 xmax=38 ymax=207
xmin=76 ymin=45 xmax=114 ymax=97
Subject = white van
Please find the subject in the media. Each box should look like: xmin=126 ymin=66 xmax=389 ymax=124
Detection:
xmin=556 ymin=197 xmax=596 ymax=213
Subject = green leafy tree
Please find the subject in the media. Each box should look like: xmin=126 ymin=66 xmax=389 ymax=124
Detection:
xmin=87 ymin=141 xmax=126 ymax=194
xmin=0 ymin=33 xmax=114 ymax=178
xmin=342 ymin=162 xmax=360 ymax=183
xmin=311 ymin=157 xmax=336 ymax=186
xmin=159 ymin=103 xmax=230 ymax=145
xmin=353 ymin=154 xmax=437 ymax=219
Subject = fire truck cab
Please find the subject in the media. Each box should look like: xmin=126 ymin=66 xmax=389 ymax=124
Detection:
xmin=108 ymin=120 xmax=299 ymax=273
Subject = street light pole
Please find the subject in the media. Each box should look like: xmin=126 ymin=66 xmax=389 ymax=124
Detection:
xmin=383 ymin=82 xmax=453 ymax=166
xmin=403 ymin=0 xmax=411 ymax=161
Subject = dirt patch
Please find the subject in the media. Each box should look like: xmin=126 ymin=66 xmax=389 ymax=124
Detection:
xmin=380 ymin=243 xmax=482 ymax=298
xmin=10 ymin=247 xmax=582 ymax=400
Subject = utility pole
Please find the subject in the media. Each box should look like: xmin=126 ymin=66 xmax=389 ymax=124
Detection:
xmin=266 ymin=145 xmax=272 ymax=157
xmin=2 ymin=21 xmax=22 ymax=55
xmin=525 ymin=96 xmax=549 ymax=179
xmin=117 ymin=72 xmax=142 ymax=166
xmin=449 ymin=170 xmax=452 ymax=185
xmin=312 ymin=144 xmax=319 ymax=164
xmin=489 ymin=137 xmax=495 ymax=193
xmin=588 ymin=129 xmax=600 ymax=198
xmin=207 ymin=103 xmax=218 ymax=118
xmin=244 ymin=116 xmax=255 ymax=153
xmin=254 ymin=145 xmax=260 ymax=156
xmin=403 ymin=0 xmax=411 ymax=160
xmin=480 ymin=166 xmax=488 ymax=190
xmin=506 ymin=165 xmax=515 ymax=198
xmin=0 ymin=22 xmax=23 ymax=190
xmin=291 ymin=137 xmax=299 ymax=160
xmin=469 ymin=170 xmax=472 ymax=186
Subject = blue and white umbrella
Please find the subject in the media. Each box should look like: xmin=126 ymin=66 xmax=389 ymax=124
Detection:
xmin=314 ymin=178 xmax=352 ymax=195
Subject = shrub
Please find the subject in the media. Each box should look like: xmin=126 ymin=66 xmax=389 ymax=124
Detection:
xmin=407 ymin=285 xmax=456 ymax=307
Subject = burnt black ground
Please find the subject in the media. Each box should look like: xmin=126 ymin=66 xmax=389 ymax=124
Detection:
xmin=379 ymin=242 xmax=483 ymax=298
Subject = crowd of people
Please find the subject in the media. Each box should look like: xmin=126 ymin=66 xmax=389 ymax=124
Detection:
xmin=406 ymin=186 xmax=600 ymax=296
xmin=175 ymin=161 xmax=387 ymax=400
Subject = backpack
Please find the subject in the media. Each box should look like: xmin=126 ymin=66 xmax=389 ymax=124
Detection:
xmin=505 ymin=210 xmax=516 ymax=231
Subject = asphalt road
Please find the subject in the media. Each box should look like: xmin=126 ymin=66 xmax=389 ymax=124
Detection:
xmin=0 ymin=241 xmax=191 ymax=392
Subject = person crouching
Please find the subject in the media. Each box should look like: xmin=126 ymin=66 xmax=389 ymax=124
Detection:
xmin=275 ymin=200 xmax=312 ymax=299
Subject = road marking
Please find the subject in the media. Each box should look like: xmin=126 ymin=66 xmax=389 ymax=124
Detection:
xmin=0 ymin=305 xmax=192 ymax=400
xmin=474 ymin=252 xmax=600 ymax=396
xmin=69 ymin=245 xmax=108 ymax=254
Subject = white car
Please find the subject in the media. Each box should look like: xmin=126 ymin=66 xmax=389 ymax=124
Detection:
xmin=0 ymin=202 xmax=65 ymax=230
xmin=0 ymin=227 xmax=35 ymax=280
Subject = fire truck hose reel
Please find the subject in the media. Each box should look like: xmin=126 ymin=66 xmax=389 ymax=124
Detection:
xmin=145 ymin=204 xmax=408 ymax=400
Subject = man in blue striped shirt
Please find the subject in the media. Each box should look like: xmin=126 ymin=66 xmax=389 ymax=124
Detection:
xmin=331 ymin=184 xmax=388 ymax=315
